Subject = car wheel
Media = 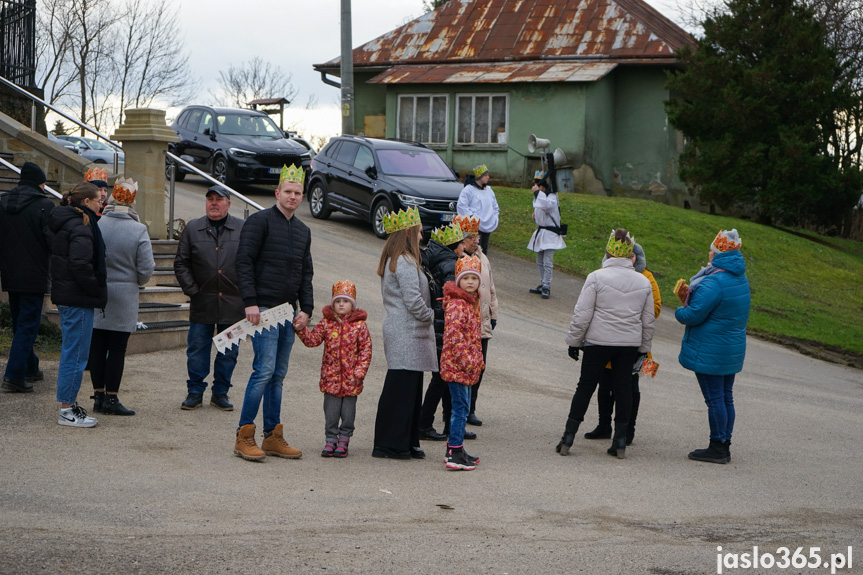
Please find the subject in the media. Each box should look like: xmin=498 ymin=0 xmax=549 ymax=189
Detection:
xmin=372 ymin=197 xmax=393 ymax=239
xmin=94 ymin=159 xmax=106 ymax=164
xmin=165 ymin=161 xmax=185 ymax=182
xmin=308 ymin=180 xmax=332 ymax=219
xmin=213 ymin=156 xmax=230 ymax=185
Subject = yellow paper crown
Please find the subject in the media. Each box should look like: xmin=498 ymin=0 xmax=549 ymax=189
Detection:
xmin=332 ymin=280 xmax=357 ymax=305
xmin=453 ymin=214 xmax=480 ymax=234
xmin=112 ymin=177 xmax=138 ymax=204
xmin=84 ymin=167 xmax=108 ymax=185
xmin=382 ymin=206 xmax=421 ymax=234
xmin=534 ymin=170 xmax=546 ymax=180
xmin=279 ymin=163 xmax=305 ymax=186
xmin=606 ymin=229 xmax=635 ymax=258
xmin=473 ymin=164 xmax=489 ymax=178
xmin=430 ymin=222 xmax=465 ymax=246
xmin=711 ymin=229 xmax=742 ymax=252
xmin=455 ymin=254 xmax=482 ymax=280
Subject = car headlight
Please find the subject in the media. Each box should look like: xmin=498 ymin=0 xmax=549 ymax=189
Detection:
xmin=396 ymin=193 xmax=426 ymax=206
xmin=228 ymin=148 xmax=256 ymax=159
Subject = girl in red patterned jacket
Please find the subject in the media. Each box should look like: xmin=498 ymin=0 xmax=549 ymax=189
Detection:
xmin=440 ymin=256 xmax=485 ymax=471
xmin=295 ymin=280 xmax=372 ymax=458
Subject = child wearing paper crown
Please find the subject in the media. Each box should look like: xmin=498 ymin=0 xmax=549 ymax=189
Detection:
xmin=295 ymin=280 xmax=372 ymax=458
xmin=439 ymin=255 xmax=485 ymax=471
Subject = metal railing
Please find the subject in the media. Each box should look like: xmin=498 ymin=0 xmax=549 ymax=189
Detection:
xmin=0 ymin=73 xmax=122 ymax=174
xmin=0 ymin=155 xmax=61 ymax=198
xmin=165 ymin=151 xmax=263 ymax=239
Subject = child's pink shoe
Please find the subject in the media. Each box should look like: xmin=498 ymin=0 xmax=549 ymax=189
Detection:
xmin=321 ymin=440 xmax=336 ymax=457
xmin=334 ymin=437 xmax=349 ymax=458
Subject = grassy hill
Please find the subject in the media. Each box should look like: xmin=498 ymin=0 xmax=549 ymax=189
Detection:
xmin=492 ymin=188 xmax=863 ymax=367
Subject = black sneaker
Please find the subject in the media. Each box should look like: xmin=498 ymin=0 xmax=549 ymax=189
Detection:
xmin=464 ymin=430 xmax=477 ymax=440
xmin=541 ymin=287 xmax=550 ymax=299
xmin=420 ymin=427 xmax=447 ymax=441
xmin=181 ymin=393 xmax=203 ymax=410
xmin=528 ymin=285 xmax=543 ymax=294
xmin=463 ymin=450 xmax=480 ymax=465
xmin=445 ymin=447 xmax=476 ymax=471
xmin=1 ymin=378 xmax=33 ymax=393
xmin=210 ymin=394 xmax=234 ymax=411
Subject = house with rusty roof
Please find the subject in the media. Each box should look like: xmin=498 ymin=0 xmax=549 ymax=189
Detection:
xmin=314 ymin=0 xmax=695 ymax=202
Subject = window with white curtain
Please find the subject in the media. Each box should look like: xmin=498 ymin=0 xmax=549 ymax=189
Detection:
xmin=397 ymin=95 xmax=448 ymax=144
xmin=456 ymin=94 xmax=508 ymax=145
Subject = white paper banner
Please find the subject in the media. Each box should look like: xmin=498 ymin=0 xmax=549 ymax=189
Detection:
xmin=212 ymin=302 xmax=295 ymax=354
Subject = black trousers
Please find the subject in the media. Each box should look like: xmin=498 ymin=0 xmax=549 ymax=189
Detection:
xmin=88 ymin=328 xmax=131 ymax=394
xmin=479 ymin=231 xmax=491 ymax=254
xmin=567 ymin=346 xmax=640 ymax=429
xmin=419 ymin=370 xmax=452 ymax=430
xmin=596 ymin=370 xmax=641 ymax=428
xmin=470 ymin=338 xmax=489 ymax=414
xmin=374 ymin=369 xmax=423 ymax=454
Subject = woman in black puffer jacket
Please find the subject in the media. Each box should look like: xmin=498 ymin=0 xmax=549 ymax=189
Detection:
xmin=50 ymin=182 xmax=107 ymax=428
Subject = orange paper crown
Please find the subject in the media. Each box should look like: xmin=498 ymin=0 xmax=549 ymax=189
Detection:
xmin=112 ymin=177 xmax=137 ymax=204
xmin=453 ymin=214 xmax=480 ymax=234
xmin=711 ymin=230 xmax=742 ymax=252
xmin=331 ymin=280 xmax=357 ymax=306
xmin=455 ymin=255 xmax=482 ymax=282
xmin=84 ymin=167 xmax=108 ymax=185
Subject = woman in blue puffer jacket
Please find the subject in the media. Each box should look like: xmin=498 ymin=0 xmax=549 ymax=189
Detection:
xmin=675 ymin=229 xmax=750 ymax=464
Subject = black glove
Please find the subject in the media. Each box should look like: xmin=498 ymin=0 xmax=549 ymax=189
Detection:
xmin=491 ymin=319 xmax=497 ymax=330
xmin=568 ymin=346 xmax=580 ymax=361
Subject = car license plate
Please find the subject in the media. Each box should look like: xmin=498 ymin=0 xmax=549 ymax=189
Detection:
xmin=268 ymin=168 xmax=281 ymax=174
xmin=441 ymin=213 xmax=454 ymax=222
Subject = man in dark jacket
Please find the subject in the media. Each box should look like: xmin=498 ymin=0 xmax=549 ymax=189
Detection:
xmin=174 ymin=185 xmax=245 ymax=411
xmin=232 ymin=164 xmax=313 ymax=462
xmin=0 ymin=162 xmax=54 ymax=392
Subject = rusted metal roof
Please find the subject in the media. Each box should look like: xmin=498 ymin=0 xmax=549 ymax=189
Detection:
xmin=314 ymin=0 xmax=695 ymax=72
xmin=367 ymin=61 xmax=617 ymax=84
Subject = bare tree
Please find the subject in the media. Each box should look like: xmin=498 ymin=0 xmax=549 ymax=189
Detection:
xmin=34 ymin=0 xmax=78 ymax=106
xmin=210 ymin=57 xmax=298 ymax=109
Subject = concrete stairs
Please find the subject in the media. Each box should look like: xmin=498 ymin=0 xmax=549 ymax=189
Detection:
xmin=45 ymin=239 xmax=191 ymax=354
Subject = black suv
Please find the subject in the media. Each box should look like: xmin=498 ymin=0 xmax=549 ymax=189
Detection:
xmin=307 ymin=136 xmax=462 ymax=238
xmin=167 ymin=106 xmax=311 ymax=187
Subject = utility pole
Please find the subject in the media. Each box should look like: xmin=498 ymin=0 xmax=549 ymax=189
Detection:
xmin=340 ymin=0 xmax=354 ymax=135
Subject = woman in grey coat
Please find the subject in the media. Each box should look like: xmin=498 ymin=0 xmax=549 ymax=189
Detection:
xmin=88 ymin=179 xmax=155 ymax=415
xmin=372 ymin=216 xmax=437 ymax=460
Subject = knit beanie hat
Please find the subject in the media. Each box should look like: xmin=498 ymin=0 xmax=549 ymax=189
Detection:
xmin=632 ymin=243 xmax=646 ymax=273
xmin=19 ymin=161 xmax=47 ymax=186
xmin=711 ymin=229 xmax=742 ymax=253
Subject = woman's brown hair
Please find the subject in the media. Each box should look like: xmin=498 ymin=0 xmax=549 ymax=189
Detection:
xmin=61 ymin=182 xmax=100 ymax=226
xmin=606 ymin=227 xmax=633 ymax=258
xmin=377 ymin=225 xmax=422 ymax=277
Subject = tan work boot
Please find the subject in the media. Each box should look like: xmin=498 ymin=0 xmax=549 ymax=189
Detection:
xmin=234 ymin=424 xmax=266 ymax=461
xmin=261 ymin=424 xmax=302 ymax=459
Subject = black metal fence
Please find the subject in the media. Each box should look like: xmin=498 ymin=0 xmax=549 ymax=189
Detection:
xmin=0 ymin=0 xmax=36 ymax=87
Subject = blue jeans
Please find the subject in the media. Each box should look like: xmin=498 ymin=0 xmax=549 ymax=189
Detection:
xmin=447 ymin=382 xmax=471 ymax=447
xmin=695 ymin=373 xmax=736 ymax=442
xmin=238 ymin=311 xmax=295 ymax=433
xmin=56 ymin=306 xmax=94 ymax=404
xmin=4 ymin=292 xmax=43 ymax=382
xmin=186 ymin=322 xmax=239 ymax=395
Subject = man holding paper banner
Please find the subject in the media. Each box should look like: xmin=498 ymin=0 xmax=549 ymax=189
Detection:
xmin=233 ymin=164 xmax=314 ymax=462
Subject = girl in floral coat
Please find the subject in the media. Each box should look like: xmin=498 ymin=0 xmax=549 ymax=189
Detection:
xmin=296 ymin=280 xmax=372 ymax=458
xmin=440 ymin=256 xmax=485 ymax=471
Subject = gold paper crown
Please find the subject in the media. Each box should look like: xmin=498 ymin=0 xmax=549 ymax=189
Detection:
xmin=84 ymin=167 xmax=109 ymax=185
xmin=279 ymin=163 xmax=305 ymax=186
xmin=473 ymin=164 xmax=489 ymax=178
xmin=382 ymin=206 xmax=421 ymax=234
xmin=112 ymin=177 xmax=138 ymax=204
xmin=534 ymin=170 xmax=546 ymax=180
xmin=332 ymin=280 xmax=357 ymax=304
xmin=606 ymin=229 xmax=635 ymax=258
xmin=453 ymin=214 xmax=480 ymax=234
xmin=430 ymin=222 xmax=465 ymax=246
xmin=455 ymin=254 xmax=482 ymax=280
xmin=711 ymin=230 xmax=742 ymax=252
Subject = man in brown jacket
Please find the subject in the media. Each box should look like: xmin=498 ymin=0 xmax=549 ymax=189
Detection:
xmin=174 ymin=186 xmax=245 ymax=411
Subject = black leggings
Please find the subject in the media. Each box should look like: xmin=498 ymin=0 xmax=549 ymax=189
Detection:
xmin=89 ymin=328 xmax=131 ymax=393
xmin=567 ymin=345 xmax=640 ymax=428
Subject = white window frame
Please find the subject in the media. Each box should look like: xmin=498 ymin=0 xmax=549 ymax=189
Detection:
xmin=396 ymin=94 xmax=449 ymax=145
xmin=455 ymin=93 xmax=509 ymax=146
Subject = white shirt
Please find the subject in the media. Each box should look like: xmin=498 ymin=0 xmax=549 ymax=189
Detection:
xmin=457 ymin=183 xmax=499 ymax=233
xmin=527 ymin=191 xmax=566 ymax=252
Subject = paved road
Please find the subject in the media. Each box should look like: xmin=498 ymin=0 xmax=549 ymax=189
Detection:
xmin=1 ymin=175 xmax=860 ymax=574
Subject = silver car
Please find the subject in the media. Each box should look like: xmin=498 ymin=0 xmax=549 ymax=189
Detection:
xmin=57 ymin=136 xmax=125 ymax=165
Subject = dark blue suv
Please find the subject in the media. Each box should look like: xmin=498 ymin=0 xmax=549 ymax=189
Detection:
xmin=307 ymin=136 xmax=462 ymax=238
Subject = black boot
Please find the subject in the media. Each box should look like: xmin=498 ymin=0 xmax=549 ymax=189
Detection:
xmin=724 ymin=440 xmax=731 ymax=462
xmin=626 ymin=391 xmax=641 ymax=446
xmin=102 ymin=395 xmax=136 ymax=416
xmin=555 ymin=417 xmax=580 ymax=456
xmin=90 ymin=391 xmax=105 ymax=413
xmin=607 ymin=425 xmax=627 ymax=459
xmin=688 ymin=440 xmax=728 ymax=464
xmin=583 ymin=424 xmax=611 ymax=439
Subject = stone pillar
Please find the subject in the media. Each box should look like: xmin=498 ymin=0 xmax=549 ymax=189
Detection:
xmin=112 ymin=108 xmax=178 ymax=239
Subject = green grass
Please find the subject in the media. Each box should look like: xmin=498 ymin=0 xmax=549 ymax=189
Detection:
xmin=492 ymin=188 xmax=863 ymax=359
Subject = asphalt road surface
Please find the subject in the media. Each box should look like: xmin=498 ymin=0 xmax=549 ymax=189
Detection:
xmin=1 ymin=175 xmax=860 ymax=574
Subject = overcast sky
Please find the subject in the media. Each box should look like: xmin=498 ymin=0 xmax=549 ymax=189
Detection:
xmin=176 ymin=0 xmax=683 ymax=141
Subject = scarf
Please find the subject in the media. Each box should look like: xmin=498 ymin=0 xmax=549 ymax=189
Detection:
xmin=684 ymin=263 xmax=725 ymax=306
xmin=102 ymin=200 xmax=140 ymax=222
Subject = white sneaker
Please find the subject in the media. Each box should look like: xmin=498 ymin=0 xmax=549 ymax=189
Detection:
xmin=58 ymin=403 xmax=98 ymax=428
